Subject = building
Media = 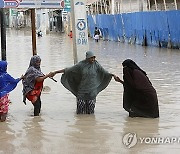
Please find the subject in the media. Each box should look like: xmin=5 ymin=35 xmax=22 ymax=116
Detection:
xmin=5 ymin=0 xmax=179 ymax=32
xmin=86 ymin=0 xmax=180 ymax=15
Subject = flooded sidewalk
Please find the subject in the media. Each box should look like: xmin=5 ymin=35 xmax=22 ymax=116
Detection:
xmin=0 ymin=29 xmax=180 ymax=154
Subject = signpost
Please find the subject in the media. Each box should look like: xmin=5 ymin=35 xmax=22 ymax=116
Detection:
xmin=0 ymin=0 xmax=64 ymax=57
xmin=64 ymin=0 xmax=70 ymax=12
xmin=62 ymin=10 xmax=67 ymax=21
xmin=0 ymin=0 xmax=64 ymax=8
xmin=0 ymin=0 xmax=89 ymax=64
xmin=71 ymin=0 xmax=89 ymax=63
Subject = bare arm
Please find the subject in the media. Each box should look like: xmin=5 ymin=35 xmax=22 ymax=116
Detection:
xmin=36 ymin=72 xmax=54 ymax=82
xmin=114 ymin=75 xmax=124 ymax=84
xmin=51 ymin=69 xmax=65 ymax=77
xmin=54 ymin=69 xmax=65 ymax=74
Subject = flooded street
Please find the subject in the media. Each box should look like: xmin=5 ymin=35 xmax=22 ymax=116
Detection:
xmin=1 ymin=29 xmax=180 ymax=153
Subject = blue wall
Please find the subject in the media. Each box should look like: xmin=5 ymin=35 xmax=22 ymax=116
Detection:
xmin=87 ymin=10 xmax=180 ymax=49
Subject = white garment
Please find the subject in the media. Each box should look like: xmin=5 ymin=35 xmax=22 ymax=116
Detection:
xmin=94 ymin=34 xmax=99 ymax=40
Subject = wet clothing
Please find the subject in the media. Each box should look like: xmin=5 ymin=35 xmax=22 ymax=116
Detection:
xmin=22 ymin=55 xmax=44 ymax=116
xmin=0 ymin=61 xmax=20 ymax=119
xmin=77 ymin=98 xmax=96 ymax=114
xmin=0 ymin=61 xmax=20 ymax=98
xmin=61 ymin=59 xmax=112 ymax=100
xmin=122 ymin=59 xmax=159 ymax=118
xmin=33 ymin=96 xmax=41 ymax=116
xmin=26 ymin=81 xmax=43 ymax=103
xmin=0 ymin=94 xmax=9 ymax=114
xmin=61 ymin=59 xmax=112 ymax=114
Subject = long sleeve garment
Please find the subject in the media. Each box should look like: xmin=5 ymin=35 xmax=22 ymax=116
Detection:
xmin=123 ymin=67 xmax=159 ymax=118
xmin=61 ymin=60 xmax=112 ymax=100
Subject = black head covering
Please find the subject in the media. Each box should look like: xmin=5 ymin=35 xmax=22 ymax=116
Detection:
xmin=122 ymin=59 xmax=147 ymax=75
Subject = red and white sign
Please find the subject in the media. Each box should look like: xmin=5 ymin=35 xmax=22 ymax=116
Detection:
xmin=1 ymin=0 xmax=64 ymax=8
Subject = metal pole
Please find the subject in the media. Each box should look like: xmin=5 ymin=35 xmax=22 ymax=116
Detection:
xmin=154 ymin=0 xmax=158 ymax=10
xmin=70 ymin=0 xmax=78 ymax=64
xmin=147 ymin=0 xmax=151 ymax=10
xmin=174 ymin=0 xmax=177 ymax=10
xmin=100 ymin=0 xmax=103 ymax=14
xmin=0 ymin=8 xmax=6 ymax=61
xmin=31 ymin=9 xmax=37 ymax=55
xmin=163 ymin=0 xmax=167 ymax=10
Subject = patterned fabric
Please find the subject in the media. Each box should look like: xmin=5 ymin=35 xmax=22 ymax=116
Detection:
xmin=76 ymin=98 xmax=96 ymax=114
xmin=0 ymin=94 xmax=9 ymax=114
xmin=33 ymin=96 xmax=41 ymax=116
xmin=0 ymin=61 xmax=20 ymax=97
xmin=26 ymin=81 xmax=43 ymax=103
xmin=22 ymin=55 xmax=44 ymax=103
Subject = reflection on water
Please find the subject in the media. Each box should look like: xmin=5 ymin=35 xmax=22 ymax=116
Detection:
xmin=66 ymin=115 xmax=112 ymax=154
xmin=0 ymin=122 xmax=16 ymax=153
xmin=121 ymin=117 xmax=159 ymax=152
xmin=0 ymin=29 xmax=180 ymax=153
xmin=21 ymin=117 xmax=45 ymax=154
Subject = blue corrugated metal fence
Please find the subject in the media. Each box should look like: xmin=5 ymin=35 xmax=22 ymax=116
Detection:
xmin=87 ymin=10 xmax=180 ymax=49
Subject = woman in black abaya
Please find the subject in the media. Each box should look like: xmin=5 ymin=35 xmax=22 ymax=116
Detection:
xmin=114 ymin=59 xmax=159 ymax=118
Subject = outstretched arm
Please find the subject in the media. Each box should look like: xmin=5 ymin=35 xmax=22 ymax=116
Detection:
xmin=36 ymin=72 xmax=54 ymax=82
xmin=113 ymin=75 xmax=124 ymax=84
xmin=53 ymin=69 xmax=65 ymax=74
xmin=50 ymin=69 xmax=65 ymax=78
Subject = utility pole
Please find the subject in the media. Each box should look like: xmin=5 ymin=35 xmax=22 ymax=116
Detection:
xmin=71 ymin=0 xmax=89 ymax=64
xmin=0 ymin=8 xmax=6 ymax=60
xmin=31 ymin=8 xmax=37 ymax=55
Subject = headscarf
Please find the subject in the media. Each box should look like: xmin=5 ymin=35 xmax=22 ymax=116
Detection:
xmin=22 ymin=55 xmax=44 ymax=96
xmin=86 ymin=51 xmax=96 ymax=59
xmin=29 ymin=55 xmax=41 ymax=70
xmin=0 ymin=61 xmax=20 ymax=97
xmin=0 ymin=61 xmax=7 ymax=73
xmin=122 ymin=59 xmax=147 ymax=75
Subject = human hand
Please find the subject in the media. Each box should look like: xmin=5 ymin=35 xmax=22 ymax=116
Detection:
xmin=20 ymin=74 xmax=25 ymax=80
xmin=47 ymin=72 xmax=57 ymax=82
xmin=51 ymin=71 xmax=56 ymax=77
xmin=112 ymin=74 xmax=119 ymax=80
xmin=114 ymin=75 xmax=121 ymax=82
xmin=47 ymin=72 xmax=55 ymax=78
